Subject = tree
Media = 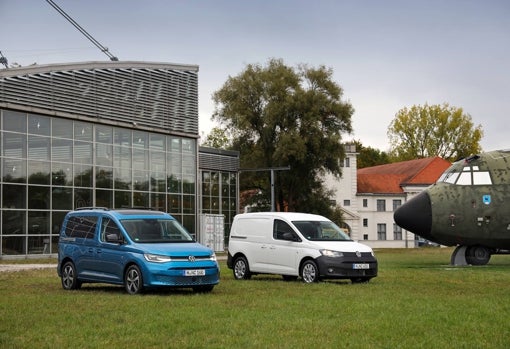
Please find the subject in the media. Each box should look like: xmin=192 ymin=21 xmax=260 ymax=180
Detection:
xmin=351 ymin=140 xmax=391 ymax=168
xmin=212 ymin=58 xmax=353 ymax=215
xmin=200 ymin=127 xmax=231 ymax=149
xmin=387 ymin=103 xmax=483 ymax=162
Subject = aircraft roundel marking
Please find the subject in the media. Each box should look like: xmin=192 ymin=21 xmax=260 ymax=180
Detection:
xmin=483 ymin=195 xmax=491 ymax=205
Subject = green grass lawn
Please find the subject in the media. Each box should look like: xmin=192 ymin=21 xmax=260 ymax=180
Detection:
xmin=1 ymin=248 xmax=509 ymax=348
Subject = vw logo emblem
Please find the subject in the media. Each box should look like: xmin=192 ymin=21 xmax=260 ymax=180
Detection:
xmin=356 ymin=251 xmax=361 ymax=258
xmin=188 ymin=255 xmax=196 ymax=262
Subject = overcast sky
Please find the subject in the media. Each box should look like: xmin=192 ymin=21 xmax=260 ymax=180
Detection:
xmin=1 ymin=0 xmax=509 ymax=152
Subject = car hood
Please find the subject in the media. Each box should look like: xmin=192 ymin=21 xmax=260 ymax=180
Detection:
xmin=309 ymin=240 xmax=374 ymax=253
xmin=131 ymin=242 xmax=214 ymax=257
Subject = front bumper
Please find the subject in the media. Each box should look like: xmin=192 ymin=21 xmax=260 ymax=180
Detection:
xmin=143 ymin=261 xmax=220 ymax=288
xmin=316 ymin=252 xmax=378 ymax=280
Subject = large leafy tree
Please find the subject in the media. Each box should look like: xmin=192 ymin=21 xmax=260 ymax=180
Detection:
xmin=387 ymin=103 xmax=483 ymax=162
xmin=212 ymin=58 xmax=353 ymax=215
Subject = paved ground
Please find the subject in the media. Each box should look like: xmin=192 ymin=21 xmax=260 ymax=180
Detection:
xmin=0 ymin=264 xmax=57 ymax=272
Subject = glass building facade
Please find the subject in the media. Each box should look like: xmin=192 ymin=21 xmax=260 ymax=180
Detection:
xmin=0 ymin=62 xmax=239 ymax=257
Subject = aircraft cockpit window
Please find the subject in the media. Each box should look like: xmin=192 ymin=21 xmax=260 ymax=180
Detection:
xmin=456 ymin=172 xmax=472 ymax=185
xmin=473 ymin=171 xmax=492 ymax=185
xmin=442 ymin=171 xmax=459 ymax=184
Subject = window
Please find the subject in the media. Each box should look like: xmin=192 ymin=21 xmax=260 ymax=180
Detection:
xmin=377 ymin=224 xmax=386 ymax=240
xmin=343 ymin=199 xmax=350 ymax=206
xmin=393 ymin=224 xmax=402 ymax=240
xmin=363 ymin=218 xmax=368 ymax=227
xmin=363 ymin=234 xmax=368 ymax=240
xmin=363 ymin=199 xmax=368 ymax=207
xmin=273 ymin=219 xmax=295 ymax=240
xmin=64 ymin=216 xmax=98 ymax=239
xmin=100 ymin=217 xmax=122 ymax=242
xmin=393 ymin=199 xmax=402 ymax=211
xmin=377 ymin=200 xmax=386 ymax=212
xmin=344 ymin=157 xmax=350 ymax=167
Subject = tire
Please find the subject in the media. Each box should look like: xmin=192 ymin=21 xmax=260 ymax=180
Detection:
xmin=193 ymin=285 xmax=214 ymax=293
xmin=466 ymin=246 xmax=491 ymax=265
xmin=301 ymin=260 xmax=320 ymax=283
xmin=61 ymin=261 xmax=81 ymax=290
xmin=124 ymin=264 xmax=144 ymax=295
xmin=233 ymin=256 xmax=251 ymax=280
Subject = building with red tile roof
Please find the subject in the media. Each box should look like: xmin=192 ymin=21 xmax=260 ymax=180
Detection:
xmin=324 ymin=146 xmax=451 ymax=248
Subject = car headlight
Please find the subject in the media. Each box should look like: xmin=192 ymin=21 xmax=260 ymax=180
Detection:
xmin=144 ymin=253 xmax=172 ymax=263
xmin=210 ymin=253 xmax=217 ymax=262
xmin=320 ymin=249 xmax=344 ymax=257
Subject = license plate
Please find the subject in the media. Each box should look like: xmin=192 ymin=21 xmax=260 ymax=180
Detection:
xmin=184 ymin=269 xmax=205 ymax=276
xmin=353 ymin=263 xmax=370 ymax=270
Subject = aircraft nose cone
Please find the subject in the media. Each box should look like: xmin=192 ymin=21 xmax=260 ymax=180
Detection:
xmin=394 ymin=191 xmax=432 ymax=239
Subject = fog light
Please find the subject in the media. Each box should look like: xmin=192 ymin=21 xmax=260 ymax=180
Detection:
xmin=328 ymin=268 xmax=334 ymax=273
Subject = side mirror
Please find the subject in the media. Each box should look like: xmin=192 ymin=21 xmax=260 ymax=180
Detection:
xmin=282 ymin=232 xmax=300 ymax=242
xmin=106 ymin=233 xmax=123 ymax=244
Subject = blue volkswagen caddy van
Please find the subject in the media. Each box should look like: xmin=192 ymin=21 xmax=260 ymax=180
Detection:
xmin=57 ymin=208 xmax=219 ymax=294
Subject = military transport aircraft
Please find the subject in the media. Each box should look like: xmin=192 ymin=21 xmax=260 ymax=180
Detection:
xmin=394 ymin=149 xmax=510 ymax=265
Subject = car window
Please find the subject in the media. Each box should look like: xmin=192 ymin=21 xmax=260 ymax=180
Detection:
xmin=120 ymin=219 xmax=194 ymax=243
xmin=293 ymin=220 xmax=352 ymax=241
xmin=273 ymin=219 xmax=295 ymax=240
xmin=100 ymin=217 xmax=123 ymax=242
xmin=64 ymin=216 xmax=98 ymax=239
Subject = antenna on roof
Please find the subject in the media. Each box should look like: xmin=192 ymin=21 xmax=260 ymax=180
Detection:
xmin=45 ymin=0 xmax=119 ymax=61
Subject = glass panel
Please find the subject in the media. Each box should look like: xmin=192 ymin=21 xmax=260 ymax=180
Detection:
xmin=96 ymin=125 xmax=113 ymax=143
xmin=113 ymin=145 xmax=131 ymax=168
xmin=133 ymin=192 xmax=149 ymax=208
xmin=96 ymin=143 xmax=113 ymax=166
xmin=151 ymin=173 xmax=166 ymax=192
xmin=74 ymin=188 xmax=92 ymax=208
xmin=74 ymin=122 xmax=93 ymax=141
xmin=169 ymin=137 xmax=181 ymax=152
xmin=182 ymin=195 xmax=194 ymax=213
xmin=28 ymin=211 xmax=50 ymax=235
xmin=28 ymin=186 xmax=50 ymax=209
xmin=150 ymin=151 xmax=165 ymax=172
xmin=28 ymin=135 xmax=50 ymax=160
xmin=114 ymin=191 xmax=131 ymax=209
xmin=456 ymin=172 xmax=472 ymax=185
xmin=133 ymin=131 xmax=148 ymax=149
xmin=149 ymin=134 xmax=165 ymax=150
xmin=133 ymin=148 xmax=148 ymax=170
xmin=74 ymin=141 xmax=92 ymax=164
xmin=182 ymin=138 xmax=195 ymax=153
xmin=52 ymin=138 xmax=73 ymax=162
xmin=28 ymin=161 xmax=50 ymax=184
xmin=52 ymin=163 xmax=73 ymax=186
xmin=181 ymin=215 xmax=195 ymax=237
xmin=52 ymin=211 xmax=67 ymax=234
xmin=74 ymin=164 xmax=93 ymax=187
xmin=96 ymin=190 xmax=113 ymax=208
xmin=168 ymin=174 xmax=181 ymax=193
xmin=114 ymin=127 xmax=132 ymax=146
xmin=52 ymin=118 xmax=73 ymax=139
xmin=3 ymin=158 xmax=26 ymax=183
xmin=2 ymin=236 xmax=26 ymax=254
xmin=2 ymin=184 xmax=26 ymax=208
xmin=2 ymin=210 xmax=26 ymax=234
xmin=28 ymin=236 xmax=51 ymax=254
xmin=3 ymin=132 xmax=27 ymax=158
xmin=133 ymin=171 xmax=149 ymax=191
xmin=28 ymin=114 xmax=50 ymax=136
xmin=96 ymin=167 xmax=113 ymax=189
xmin=150 ymin=193 xmax=166 ymax=211
xmin=3 ymin=110 xmax=26 ymax=132
xmin=168 ymin=194 xmax=181 ymax=212
xmin=52 ymin=187 xmax=72 ymax=210
xmin=114 ymin=167 xmax=131 ymax=190
xmin=473 ymin=172 xmax=492 ymax=185
xmin=183 ymin=176 xmax=195 ymax=194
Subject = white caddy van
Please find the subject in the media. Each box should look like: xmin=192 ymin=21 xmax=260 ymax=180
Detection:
xmin=227 ymin=212 xmax=378 ymax=283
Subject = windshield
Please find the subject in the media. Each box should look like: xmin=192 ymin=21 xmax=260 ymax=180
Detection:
xmin=120 ymin=219 xmax=194 ymax=243
xmin=293 ymin=220 xmax=352 ymax=241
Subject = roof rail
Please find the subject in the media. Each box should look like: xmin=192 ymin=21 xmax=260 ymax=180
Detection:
xmin=75 ymin=207 xmax=110 ymax=211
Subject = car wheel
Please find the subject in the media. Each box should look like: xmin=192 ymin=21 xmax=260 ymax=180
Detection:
xmin=233 ymin=256 xmax=251 ymax=280
xmin=61 ymin=261 xmax=81 ymax=290
xmin=466 ymin=246 xmax=491 ymax=265
xmin=193 ymin=285 xmax=214 ymax=293
xmin=124 ymin=264 xmax=144 ymax=295
xmin=301 ymin=260 xmax=319 ymax=283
